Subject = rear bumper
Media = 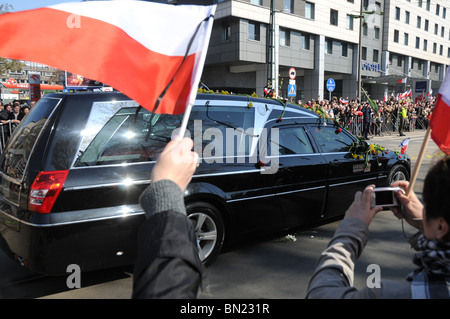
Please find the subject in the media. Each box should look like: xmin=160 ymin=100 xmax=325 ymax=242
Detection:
xmin=0 ymin=205 xmax=145 ymax=275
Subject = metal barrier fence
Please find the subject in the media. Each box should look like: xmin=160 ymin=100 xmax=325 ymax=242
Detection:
xmin=340 ymin=113 xmax=428 ymax=138
xmin=0 ymin=122 xmax=14 ymax=154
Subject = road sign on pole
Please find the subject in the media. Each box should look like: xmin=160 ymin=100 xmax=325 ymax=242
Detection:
xmin=326 ymin=78 xmax=335 ymax=92
xmin=288 ymin=84 xmax=296 ymax=97
xmin=289 ymin=68 xmax=296 ymax=80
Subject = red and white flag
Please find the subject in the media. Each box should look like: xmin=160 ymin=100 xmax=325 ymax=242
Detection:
xmin=0 ymin=1 xmax=216 ymax=115
xmin=339 ymin=97 xmax=348 ymax=104
xmin=427 ymin=89 xmax=433 ymax=97
xmin=430 ymin=68 xmax=450 ymax=154
xmin=399 ymin=138 xmax=410 ymax=154
xmin=398 ymin=77 xmax=407 ymax=84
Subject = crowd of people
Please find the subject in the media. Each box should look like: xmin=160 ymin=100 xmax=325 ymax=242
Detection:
xmin=0 ymin=100 xmax=35 ymax=148
xmin=297 ymin=95 xmax=436 ymax=139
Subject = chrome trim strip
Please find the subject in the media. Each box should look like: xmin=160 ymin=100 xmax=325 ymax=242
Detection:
xmin=329 ymin=176 xmax=378 ymax=187
xmin=276 ymin=185 xmax=325 ymax=196
xmin=227 ymin=185 xmax=326 ymax=203
xmin=64 ymin=179 xmax=150 ymax=191
xmin=0 ymin=204 xmax=145 ymax=228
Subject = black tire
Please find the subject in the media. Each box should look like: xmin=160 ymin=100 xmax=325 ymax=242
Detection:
xmin=387 ymin=164 xmax=409 ymax=186
xmin=186 ymin=202 xmax=225 ymax=267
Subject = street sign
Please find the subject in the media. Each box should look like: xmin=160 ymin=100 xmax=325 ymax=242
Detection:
xmin=288 ymin=84 xmax=296 ymax=97
xmin=326 ymin=78 xmax=335 ymax=92
xmin=289 ymin=68 xmax=296 ymax=80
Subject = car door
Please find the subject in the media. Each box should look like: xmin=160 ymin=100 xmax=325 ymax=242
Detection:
xmin=269 ymin=124 xmax=328 ymax=227
xmin=307 ymin=124 xmax=379 ymax=218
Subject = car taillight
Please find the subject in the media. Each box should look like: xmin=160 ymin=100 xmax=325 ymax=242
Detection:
xmin=28 ymin=170 xmax=69 ymax=214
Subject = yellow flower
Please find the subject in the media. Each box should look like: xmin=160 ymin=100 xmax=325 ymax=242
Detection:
xmin=251 ymin=92 xmax=258 ymax=97
xmin=352 ymin=153 xmax=358 ymax=159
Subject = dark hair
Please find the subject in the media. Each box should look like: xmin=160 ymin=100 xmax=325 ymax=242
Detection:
xmin=422 ymin=156 xmax=450 ymax=225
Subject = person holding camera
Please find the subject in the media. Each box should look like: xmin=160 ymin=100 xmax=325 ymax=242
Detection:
xmin=307 ymin=156 xmax=450 ymax=298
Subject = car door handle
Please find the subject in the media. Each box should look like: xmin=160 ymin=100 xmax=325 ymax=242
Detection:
xmin=329 ymin=159 xmax=340 ymax=166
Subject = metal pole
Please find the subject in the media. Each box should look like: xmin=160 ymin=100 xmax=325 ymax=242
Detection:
xmin=358 ymin=0 xmax=363 ymax=103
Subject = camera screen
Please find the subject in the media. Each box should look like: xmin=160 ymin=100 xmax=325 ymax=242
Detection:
xmin=375 ymin=191 xmax=394 ymax=206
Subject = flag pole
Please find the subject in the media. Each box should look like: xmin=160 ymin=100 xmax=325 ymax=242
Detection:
xmin=406 ymin=126 xmax=431 ymax=197
xmin=176 ymin=102 xmax=194 ymax=140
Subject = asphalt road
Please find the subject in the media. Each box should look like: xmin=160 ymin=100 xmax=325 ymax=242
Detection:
xmin=0 ymin=128 xmax=443 ymax=299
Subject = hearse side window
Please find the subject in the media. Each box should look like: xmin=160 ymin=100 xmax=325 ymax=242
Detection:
xmin=309 ymin=125 xmax=355 ymax=153
xmin=189 ymin=105 xmax=255 ymax=159
xmin=278 ymin=126 xmax=314 ymax=155
xmin=74 ymin=101 xmax=254 ymax=166
xmin=0 ymin=97 xmax=61 ymax=180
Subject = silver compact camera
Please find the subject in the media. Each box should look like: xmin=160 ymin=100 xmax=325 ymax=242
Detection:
xmin=370 ymin=187 xmax=404 ymax=209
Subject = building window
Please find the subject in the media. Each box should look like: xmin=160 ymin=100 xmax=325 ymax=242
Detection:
xmin=280 ymin=28 xmax=290 ymax=46
xmin=423 ymin=39 xmax=428 ymax=51
xmin=405 ymin=11 xmax=410 ymax=24
xmin=248 ymin=21 xmax=260 ymax=41
xmin=397 ymin=55 xmax=403 ymax=67
xmin=426 ymin=0 xmax=430 ymax=11
xmin=434 ymin=23 xmax=438 ymax=35
xmin=424 ymin=19 xmax=429 ymax=31
xmin=395 ymin=7 xmax=400 ymax=20
xmin=301 ymin=33 xmax=310 ymax=50
xmin=404 ymin=33 xmax=409 ymax=45
xmin=417 ymin=16 xmax=421 ymax=28
xmin=341 ymin=42 xmax=348 ymax=57
xmin=305 ymin=2 xmax=315 ymax=20
xmin=250 ymin=0 xmax=262 ymax=5
xmin=415 ymin=37 xmax=420 ymax=49
xmin=440 ymin=45 xmax=443 ymax=56
xmin=222 ymin=23 xmax=230 ymax=41
xmin=362 ymin=24 xmax=368 ymax=36
xmin=441 ymin=27 xmax=445 ymax=38
xmin=374 ymin=27 xmax=380 ymax=39
xmin=373 ymin=49 xmax=379 ymax=62
xmin=448 ymin=48 xmax=450 ymax=58
xmin=325 ymin=39 xmax=333 ymax=54
xmin=362 ymin=46 xmax=367 ymax=60
xmin=283 ymin=0 xmax=294 ymax=13
xmin=436 ymin=4 xmax=440 ymax=16
xmin=330 ymin=9 xmax=338 ymax=26
xmin=433 ymin=42 xmax=437 ymax=53
xmin=418 ymin=0 xmax=422 ymax=7
xmin=346 ymin=14 xmax=354 ymax=30
xmin=394 ymin=30 xmax=399 ymax=43
xmin=443 ymin=8 xmax=447 ymax=19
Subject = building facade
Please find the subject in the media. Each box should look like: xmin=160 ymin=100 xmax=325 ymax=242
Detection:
xmin=201 ymin=0 xmax=449 ymax=102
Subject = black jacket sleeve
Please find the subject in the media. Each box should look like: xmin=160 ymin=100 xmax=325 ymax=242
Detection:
xmin=132 ymin=180 xmax=204 ymax=299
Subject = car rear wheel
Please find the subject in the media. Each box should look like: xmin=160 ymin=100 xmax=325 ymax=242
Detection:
xmin=186 ymin=202 xmax=225 ymax=266
xmin=387 ymin=164 xmax=409 ymax=185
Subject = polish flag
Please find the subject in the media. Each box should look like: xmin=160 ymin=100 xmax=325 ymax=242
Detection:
xmin=427 ymin=89 xmax=433 ymax=97
xmin=430 ymin=68 xmax=450 ymax=154
xmin=399 ymin=138 xmax=410 ymax=154
xmin=339 ymin=97 xmax=348 ymax=104
xmin=0 ymin=1 xmax=216 ymax=115
xmin=398 ymin=77 xmax=407 ymax=84
xmin=384 ymin=92 xmax=388 ymax=102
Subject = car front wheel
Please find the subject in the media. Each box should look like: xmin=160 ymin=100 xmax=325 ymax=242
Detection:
xmin=387 ymin=164 xmax=409 ymax=185
xmin=186 ymin=202 xmax=225 ymax=266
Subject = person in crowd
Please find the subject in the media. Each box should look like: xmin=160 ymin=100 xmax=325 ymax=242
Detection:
xmin=361 ymin=102 xmax=372 ymax=140
xmin=399 ymin=102 xmax=407 ymax=136
xmin=8 ymin=102 xmax=22 ymax=131
xmin=307 ymin=156 xmax=450 ymax=298
xmin=132 ymin=137 xmax=203 ymax=299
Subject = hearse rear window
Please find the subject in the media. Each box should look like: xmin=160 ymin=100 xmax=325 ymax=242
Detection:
xmin=0 ymin=97 xmax=61 ymax=180
xmin=74 ymin=100 xmax=254 ymax=166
